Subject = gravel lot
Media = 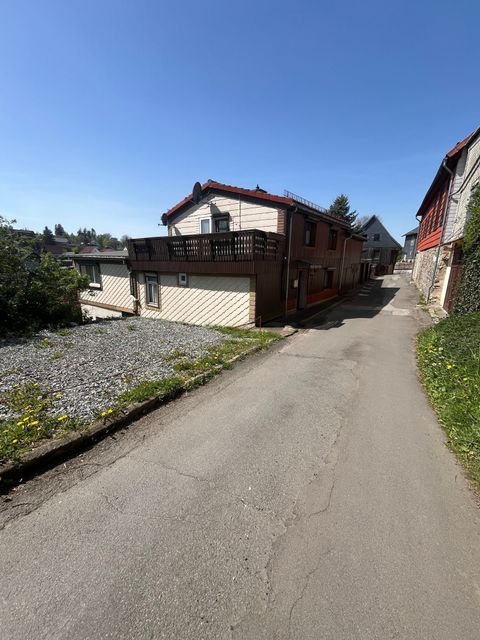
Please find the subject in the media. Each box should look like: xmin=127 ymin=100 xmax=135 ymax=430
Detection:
xmin=0 ymin=318 xmax=223 ymax=423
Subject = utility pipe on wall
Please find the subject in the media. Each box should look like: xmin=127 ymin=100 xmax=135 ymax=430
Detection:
xmin=426 ymin=158 xmax=455 ymax=303
xmin=284 ymin=206 xmax=296 ymax=319
xmin=339 ymin=231 xmax=353 ymax=291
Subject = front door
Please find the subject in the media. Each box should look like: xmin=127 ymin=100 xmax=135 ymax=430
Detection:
xmin=297 ymin=270 xmax=307 ymax=310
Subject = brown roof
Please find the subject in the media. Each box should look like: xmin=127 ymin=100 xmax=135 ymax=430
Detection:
xmin=416 ymin=127 xmax=480 ymax=219
xmin=165 ymin=180 xmax=295 ymax=218
xmin=163 ymin=180 xmax=350 ymax=227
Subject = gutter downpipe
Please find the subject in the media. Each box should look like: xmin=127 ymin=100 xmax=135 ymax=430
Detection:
xmin=339 ymin=231 xmax=353 ymax=292
xmin=426 ymin=158 xmax=455 ymax=303
xmin=284 ymin=205 xmax=296 ymax=319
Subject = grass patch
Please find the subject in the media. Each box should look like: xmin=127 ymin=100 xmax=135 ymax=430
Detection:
xmin=55 ymin=328 xmax=71 ymax=337
xmin=117 ymin=375 xmax=185 ymax=406
xmin=34 ymin=337 xmax=52 ymax=349
xmin=417 ymin=312 xmax=480 ymax=487
xmin=0 ymin=383 xmax=83 ymax=462
xmin=163 ymin=348 xmax=187 ymax=363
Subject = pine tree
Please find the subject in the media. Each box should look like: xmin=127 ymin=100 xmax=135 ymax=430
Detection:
xmin=54 ymin=223 xmax=66 ymax=236
xmin=42 ymin=226 xmax=54 ymax=243
xmin=328 ymin=194 xmax=357 ymax=227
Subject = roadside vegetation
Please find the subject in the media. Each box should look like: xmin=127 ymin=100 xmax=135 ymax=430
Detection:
xmin=0 ymin=216 xmax=88 ymax=337
xmin=417 ymin=313 xmax=480 ymax=488
xmin=0 ymin=326 xmax=279 ymax=462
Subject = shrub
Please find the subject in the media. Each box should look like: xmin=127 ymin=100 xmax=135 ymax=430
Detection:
xmin=454 ymin=186 xmax=480 ymax=314
xmin=0 ymin=217 xmax=89 ymax=336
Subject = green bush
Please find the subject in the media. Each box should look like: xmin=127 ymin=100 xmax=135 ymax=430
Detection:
xmin=417 ymin=313 xmax=480 ymax=486
xmin=454 ymin=186 xmax=480 ymax=315
xmin=0 ymin=217 xmax=89 ymax=336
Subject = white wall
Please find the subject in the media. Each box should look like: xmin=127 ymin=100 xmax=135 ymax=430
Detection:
xmin=169 ymin=194 xmax=280 ymax=236
xmin=81 ymin=304 xmax=123 ymax=320
xmin=443 ymin=149 xmax=467 ymax=243
xmin=449 ymin=135 xmax=480 ymax=243
xmin=78 ymin=261 xmax=134 ymax=313
xmin=136 ymin=272 xmax=253 ymax=327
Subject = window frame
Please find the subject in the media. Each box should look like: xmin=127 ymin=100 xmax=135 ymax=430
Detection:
xmin=373 ymin=233 xmax=380 ymax=242
xmin=328 ymin=229 xmax=338 ymax=251
xmin=304 ymin=221 xmax=316 ymax=247
xmin=200 ymin=218 xmax=211 ymax=234
xmin=213 ymin=215 xmax=230 ymax=233
xmin=145 ymin=272 xmax=160 ymax=308
xmin=80 ymin=262 xmax=102 ymax=289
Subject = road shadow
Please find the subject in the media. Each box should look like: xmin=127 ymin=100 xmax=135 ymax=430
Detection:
xmin=305 ymin=279 xmax=400 ymax=330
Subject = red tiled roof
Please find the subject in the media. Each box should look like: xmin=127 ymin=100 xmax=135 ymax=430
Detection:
xmin=164 ymin=180 xmax=295 ymax=218
xmin=446 ymin=128 xmax=480 ymax=158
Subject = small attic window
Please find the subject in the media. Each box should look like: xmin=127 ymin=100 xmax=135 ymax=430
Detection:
xmin=373 ymin=233 xmax=380 ymax=241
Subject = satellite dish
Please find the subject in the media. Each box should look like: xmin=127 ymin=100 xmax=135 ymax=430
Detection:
xmin=192 ymin=181 xmax=202 ymax=204
xmin=161 ymin=213 xmax=168 ymax=226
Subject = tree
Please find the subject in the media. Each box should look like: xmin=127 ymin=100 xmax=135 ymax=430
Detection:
xmin=454 ymin=186 xmax=480 ymax=315
xmin=0 ymin=217 xmax=88 ymax=336
xmin=42 ymin=226 xmax=55 ymax=244
xmin=328 ymin=194 xmax=357 ymax=227
xmin=54 ymin=223 xmax=66 ymax=236
xmin=120 ymin=235 xmax=131 ymax=247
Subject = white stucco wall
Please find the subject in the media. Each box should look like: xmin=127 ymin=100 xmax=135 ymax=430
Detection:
xmin=136 ymin=272 xmax=253 ymax=327
xmin=169 ymin=194 xmax=280 ymax=236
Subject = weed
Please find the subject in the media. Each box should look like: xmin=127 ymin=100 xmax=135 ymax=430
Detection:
xmin=55 ymin=328 xmax=71 ymax=337
xmin=126 ymin=324 xmax=137 ymax=332
xmin=163 ymin=348 xmax=187 ymax=363
xmin=118 ymin=376 xmax=184 ymax=406
xmin=51 ymin=351 xmax=64 ymax=360
xmin=417 ymin=312 xmax=480 ymax=488
xmin=0 ymin=382 xmax=83 ymax=461
xmin=34 ymin=337 xmax=52 ymax=349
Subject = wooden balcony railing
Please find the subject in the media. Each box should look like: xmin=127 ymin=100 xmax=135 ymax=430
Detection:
xmin=128 ymin=230 xmax=284 ymax=263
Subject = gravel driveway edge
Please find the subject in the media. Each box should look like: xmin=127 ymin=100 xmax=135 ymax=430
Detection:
xmin=0 ymin=342 xmax=271 ymax=486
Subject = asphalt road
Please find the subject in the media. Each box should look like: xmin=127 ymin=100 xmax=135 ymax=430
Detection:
xmin=2 ymin=275 xmax=480 ymax=639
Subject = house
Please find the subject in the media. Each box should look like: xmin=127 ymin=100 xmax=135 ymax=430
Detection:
xmin=359 ymin=215 xmax=402 ymax=275
xmin=401 ymin=227 xmax=418 ymax=262
xmin=413 ymin=127 xmax=480 ymax=311
xmin=74 ymin=181 xmax=364 ymax=327
xmin=74 ymin=250 xmax=135 ymax=320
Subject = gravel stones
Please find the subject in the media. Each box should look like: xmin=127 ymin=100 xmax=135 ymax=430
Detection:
xmin=0 ymin=318 xmax=223 ymax=422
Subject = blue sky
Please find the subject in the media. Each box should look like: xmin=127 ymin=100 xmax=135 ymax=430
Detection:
xmin=1 ymin=0 xmax=479 ymax=242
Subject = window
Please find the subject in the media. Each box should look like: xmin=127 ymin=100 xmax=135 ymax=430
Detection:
xmin=178 ymin=273 xmax=188 ymax=287
xmin=373 ymin=249 xmax=381 ymax=260
xmin=200 ymin=218 xmax=211 ymax=234
xmin=80 ymin=263 xmax=101 ymax=288
xmin=328 ymin=229 xmax=338 ymax=251
xmin=304 ymin=221 xmax=316 ymax=246
xmin=214 ymin=216 xmax=230 ymax=233
xmin=145 ymin=273 xmax=159 ymax=307
xmin=373 ymin=233 xmax=380 ymax=241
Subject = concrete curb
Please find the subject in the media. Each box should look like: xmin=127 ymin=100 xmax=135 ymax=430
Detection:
xmin=0 ymin=340 xmax=278 ymax=485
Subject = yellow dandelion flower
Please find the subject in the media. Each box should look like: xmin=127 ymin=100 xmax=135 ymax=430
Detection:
xmin=107 ymin=409 xmax=113 ymax=414
xmin=57 ymin=415 xmax=67 ymax=421
xmin=30 ymin=420 xmax=39 ymax=426
xmin=12 ymin=439 xmax=18 ymax=444
xmin=100 ymin=411 xmax=106 ymax=417
xmin=447 ymin=364 xmax=453 ymax=369
xmin=16 ymin=420 xmax=24 ymax=426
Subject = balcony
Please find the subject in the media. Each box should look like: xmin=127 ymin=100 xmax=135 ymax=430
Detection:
xmin=128 ymin=230 xmax=285 ymax=275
